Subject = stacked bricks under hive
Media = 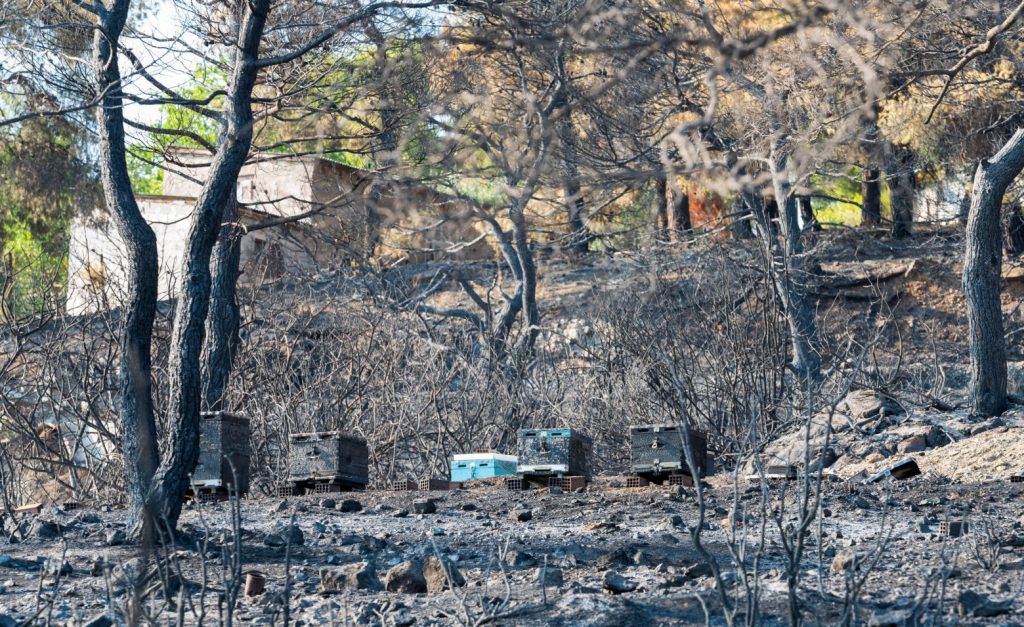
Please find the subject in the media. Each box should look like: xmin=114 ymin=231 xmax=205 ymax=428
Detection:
xmin=516 ymin=428 xmax=592 ymax=478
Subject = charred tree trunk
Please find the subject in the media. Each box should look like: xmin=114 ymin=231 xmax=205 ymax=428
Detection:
xmin=364 ymin=105 xmax=398 ymax=261
xmin=887 ymin=148 xmax=915 ymax=239
xmin=964 ymin=128 xmax=1024 ymax=417
xmin=861 ymin=168 xmax=882 ymax=226
xmin=959 ymin=185 xmax=972 ymax=228
xmin=1003 ymin=204 xmax=1024 ymax=258
xmin=655 ymin=176 xmax=669 ymax=236
xmin=729 ymin=194 xmax=755 ymax=239
xmin=92 ymin=0 xmax=160 ymax=542
xmin=763 ymin=144 xmax=820 ymax=381
xmin=144 ymin=0 xmax=271 ymax=533
xmin=202 ymin=198 xmax=242 ymax=411
xmin=558 ymin=114 xmax=590 ymax=253
xmin=669 ymin=182 xmax=692 ymax=239
xmin=509 ymin=198 xmax=540 ymax=352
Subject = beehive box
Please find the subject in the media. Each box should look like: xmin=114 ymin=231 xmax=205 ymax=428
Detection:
xmin=629 ymin=424 xmax=709 ymax=477
xmin=517 ymin=428 xmax=591 ymax=477
xmin=287 ymin=431 xmax=368 ymax=487
xmin=450 ymin=453 xmax=518 ymax=482
xmin=192 ymin=412 xmax=252 ymax=494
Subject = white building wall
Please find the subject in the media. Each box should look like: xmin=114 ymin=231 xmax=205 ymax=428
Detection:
xmin=66 ymin=198 xmax=192 ymax=314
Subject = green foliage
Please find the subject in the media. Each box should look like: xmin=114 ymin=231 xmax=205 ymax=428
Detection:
xmin=1 ymin=218 xmax=66 ymax=318
xmin=0 ymin=101 xmax=87 ymax=316
xmin=127 ymin=64 xmax=227 ymax=194
xmin=809 ymin=168 xmax=891 ymax=228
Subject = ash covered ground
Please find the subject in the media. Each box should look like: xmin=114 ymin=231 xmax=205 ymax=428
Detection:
xmin=2 ymin=470 xmax=1024 ymax=626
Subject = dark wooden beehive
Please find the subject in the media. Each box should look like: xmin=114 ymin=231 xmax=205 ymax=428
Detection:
xmin=516 ymin=428 xmax=591 ymax=477
xmin=287 ymin=431 xmax=368 ymax=487
xmin=629 ymin=424 xmax=708 ymax=477
xmin=192 ymin=412 xmax=252 ymax=495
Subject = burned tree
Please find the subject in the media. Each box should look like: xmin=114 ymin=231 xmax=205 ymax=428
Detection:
xmin=963 ymin=129 xmax=1024 ymax=417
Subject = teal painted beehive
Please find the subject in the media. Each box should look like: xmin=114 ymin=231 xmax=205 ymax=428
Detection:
xmin=450 ymin=453 xmax=518 ymax=482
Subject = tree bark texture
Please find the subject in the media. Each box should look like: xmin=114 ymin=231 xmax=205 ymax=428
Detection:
xmin=887 ymin=147 xmax=915 ymax=239
xmin=92 ymin=0 xmax=161 ymax=541
xmin=655 ymin=176 xmax=669 ymax=234
xmin=145 ymin=0 xmax=272 ymax=532
xmin=1003 ymin=204 xmax=1024 ymax=258
xmin=964 ymin=128 xmax=1024 ymax=417
xmin=765 ymin=144 xmax=820 ymax=381
xmin=669 ymin=182 xmax=691 ymax=239
xmin=861 ymin=168 xmax=882 ymax=226
xmin=557 ymin=113 xmax=591 ymax=253
xmin=202 ymin=198 xmax=242 ymax=411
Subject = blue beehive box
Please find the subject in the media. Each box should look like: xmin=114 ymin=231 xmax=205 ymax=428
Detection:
xmin=450 ymin=453 xmax=518 ymax=482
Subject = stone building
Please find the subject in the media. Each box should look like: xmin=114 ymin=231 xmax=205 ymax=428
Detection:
xmin=66 ymin=152 xmax=491 ymax=313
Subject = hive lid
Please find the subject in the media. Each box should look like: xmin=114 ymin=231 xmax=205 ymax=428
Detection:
xmin=452 ymin=453 xmax=518 ymax=463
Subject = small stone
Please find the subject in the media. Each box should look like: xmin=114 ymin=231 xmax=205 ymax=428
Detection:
xmin=682 ymin=561 xmax=713 ymax=580
xmin=393 ymin=509 xmax=410 ymax=518
xmin=424 ymin=556 xmax=465 ymax=593
xmin=319 ymin=498 xmax=336 ymax=509
xmin=264 ymin=525 xmax=304 ymax=548
xmin=384 ymin=560 xmax=427 ymax=593
xmin=461 ymin=503 xmax=477 ymax=511
xmin=831 ymin=552 xmax=860 ymax=573
xmin=337 ymin=499 xmax=362 ymax=513
xmin=412 ymin=499 xmax=436 ymax=515
xmin=32 ymin=520 xmax=62 ymax=540
xmin=320 ymin=561 xmax=382 ymax=592
xmin=506 ymin=550 xmax=537 ymax=569
xmin=511 ymin=508 xmax=533 ymax=522
xmin=898 ymin=435 xmax=927 ymax=454
xmin=535 ymin=566 xmax=563 ymax=587
xmin=602 ymin=570 xmax=637 ymax=594
xmin=105 ymin=529 xmax=126 ymax=546
xmin=46 ymin=559 xmax=73 ymax=577
xmin=549 ymin=486 xmax=563 ymax=494
xmin=273 ymin=500 xmax=289 ymax=513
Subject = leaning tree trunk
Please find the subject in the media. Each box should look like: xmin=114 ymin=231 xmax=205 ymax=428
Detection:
xmin=143 ymin=0 xmax=271 ymax=534
xmin=861 ymin=168 xmax=882 ymax=226
xmin=964 ymin=128 xmax=1024 ymax=417
xmin=887 ymin=147 xmax=915 ymax=239
xmin=202 ymin=198 xmax=242 ymax=411
xmin=92 ymin=0 xmax=161 ymax=543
